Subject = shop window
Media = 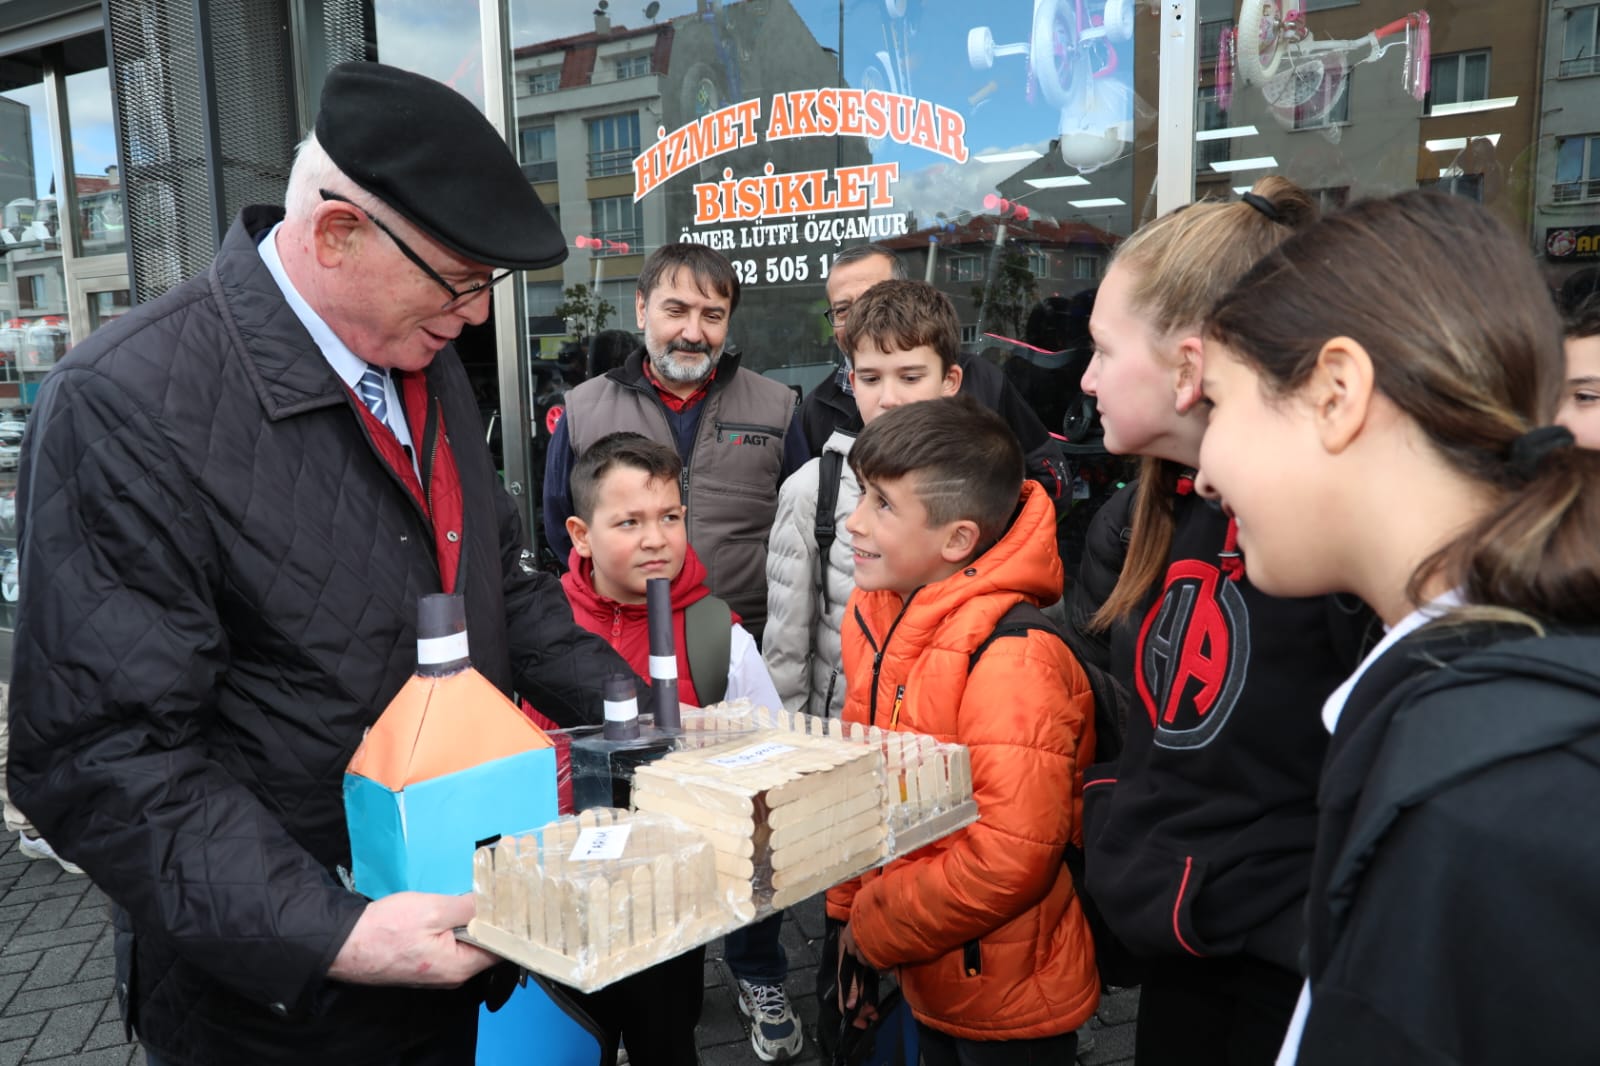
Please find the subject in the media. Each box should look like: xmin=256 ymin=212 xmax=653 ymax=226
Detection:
xmin=1428 ymin=50 xmax=1490 ymax=113
xmin=1556 ymin=134 xmax=1600 ymax=203
xmin=1562 ymin=5 xmax=1600 ymax=78
xmin=590 ymin=196 xmax=642 ymax=253
xmin=614 ymin=54 xmax=653 ymax=80
xmin=528 ymin=68 xmax=561 ymax=95
xmin=520 ymin=125 xmax=557 ymax=183
xmin=587 ymin=112 xmax=641 ymax=177
xmin=1073 ymin=255 xmax=1100 ymax=281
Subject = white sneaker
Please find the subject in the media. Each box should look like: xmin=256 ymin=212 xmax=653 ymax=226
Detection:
xmin=17 ymin=833 xmax=84 ymax=875
xmin=737 ymin=979 xmax=803 ymax=1062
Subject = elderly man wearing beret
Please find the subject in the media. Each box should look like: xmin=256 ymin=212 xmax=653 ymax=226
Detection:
xmin=6 ymin=63 xmax=632 ymax=1065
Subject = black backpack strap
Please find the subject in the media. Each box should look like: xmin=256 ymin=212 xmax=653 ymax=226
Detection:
xmin=683 ymin=594 xmax=732 ymax=705
xmin=814 ymin=449 xmax=844 ymax=613
xmin=970 ymin=603 xmax=1128 ymax=771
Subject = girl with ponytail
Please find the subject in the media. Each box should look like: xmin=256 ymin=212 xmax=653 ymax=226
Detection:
xmin=1066 ymin=177 xmax=1374 ymax=1066
xmin=1198 ymin=189 xmax=1600 ymax=1063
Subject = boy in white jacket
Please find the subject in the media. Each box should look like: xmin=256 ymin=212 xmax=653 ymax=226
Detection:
xmin=763 ymin=280 xmax=963 ymax=715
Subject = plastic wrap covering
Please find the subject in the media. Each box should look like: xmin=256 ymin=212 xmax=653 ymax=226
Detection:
xmin=467 ymin=809 xmax=738 ymax=992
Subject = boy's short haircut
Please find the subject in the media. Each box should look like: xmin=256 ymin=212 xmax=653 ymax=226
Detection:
xmin=841 ymin=280 xmax=960 ymax=371
xmin=1568 ymin=294 xmax=1600 ymax=341
xmin=850 ymin=396 xmax=1023 ymax=554
xmin=570 ymin=431 xmax=683 ymax=523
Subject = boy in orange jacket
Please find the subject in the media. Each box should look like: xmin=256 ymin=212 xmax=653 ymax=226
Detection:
xmin=828 ymin=395 xmax=1099 ymax=1063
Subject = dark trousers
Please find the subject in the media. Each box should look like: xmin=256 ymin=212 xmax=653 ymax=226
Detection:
xmin=724 ymin=910 xmax=787 ymax=985
xmin=1134 ymin=954 xmax=1301 ymax=1066
xmin=917 ymin=1022 xmax=1078 ymax=1065
xmin=567 ymin=944 xmax=706 ymax=1066
xmin=143 ymin=1009 xmax=478 ymax=1066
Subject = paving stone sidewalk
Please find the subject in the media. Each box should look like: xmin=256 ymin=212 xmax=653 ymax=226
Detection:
xmin=0 ymin=841 xmax=1135 ymax=1064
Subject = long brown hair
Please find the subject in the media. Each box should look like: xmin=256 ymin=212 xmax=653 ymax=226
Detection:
xmin=1208 ymin=190 xmax=1600 ymax=626
xmin=1091 ymin=176 xmax=1318 ymax=630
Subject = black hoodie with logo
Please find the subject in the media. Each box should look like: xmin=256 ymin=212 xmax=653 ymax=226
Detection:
xmin=1069 ymin=482 xmax=1373 ymax=972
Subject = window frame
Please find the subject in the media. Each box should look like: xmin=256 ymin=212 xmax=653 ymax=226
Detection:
xmin=1561 ymin=4 xmax=1600 ymax=78
xmin=1427 ymin=49 xmax=1491 ymax=113
xmin=586 ymin=112 xmax=642 ymax=177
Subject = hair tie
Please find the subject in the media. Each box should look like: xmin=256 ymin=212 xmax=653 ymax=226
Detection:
xmin=1241 ymin=192 xmax=1282 ymax=224
xmin=1507 ymin=425 xmax=1575 ymax=481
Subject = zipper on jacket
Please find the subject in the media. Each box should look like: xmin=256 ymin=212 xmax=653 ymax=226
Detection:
xmin=714 ymin=420 xmax=784 ymax=442
xmin=423 ymin=397 xmax=441 ymax=523
xmin=854 ymin=592 xmax=917 ymax=727
xmin=611 ymin=605 xmax=623 ymax=640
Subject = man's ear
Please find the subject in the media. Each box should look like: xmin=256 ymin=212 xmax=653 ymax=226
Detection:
xmin=1174 ymin=334 xmax=1207 ymax=413
xmin=311 ymin=201 xmax=361 ymax=268
xmin=635 ymin=290 xmax=648 ymax=331
xmin=941 ymin=362 xmax=964 ymax=397
xmin=939 ymin=519 xmax=980 ymax=563
xmin=1306 ymin=337 xmax=1376 ymax=454
xmin=565 ymin=516 xmax=594 ymax=559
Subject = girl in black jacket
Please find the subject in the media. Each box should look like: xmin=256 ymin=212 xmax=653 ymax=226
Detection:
xmin=1069 ymin=176 xmax=1372 ymax=1066
xmin=1198 ymin=190 xmax=1600 ymax=1065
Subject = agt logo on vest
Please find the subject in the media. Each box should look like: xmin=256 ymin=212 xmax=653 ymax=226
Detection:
xmin=1135 ymin=560 xmax=1250 ymax=749
xmin=724 ymin=431 xmax=767 ymax=446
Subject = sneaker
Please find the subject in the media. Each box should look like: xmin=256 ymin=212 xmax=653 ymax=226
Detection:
xmin=737 ymin=979 xmax=803 ymax=1062
xmin=17 ymin=833 xmax=84 ymax=875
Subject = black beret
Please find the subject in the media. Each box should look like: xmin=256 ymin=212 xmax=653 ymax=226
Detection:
xmin=315 ymin=62 xmax=568 ymax=271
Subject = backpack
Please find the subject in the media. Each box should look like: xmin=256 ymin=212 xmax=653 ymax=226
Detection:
xmin=810 ymin=446 xmax=848 ymax=712
xmin=683 ymin=593 xmax=732 ymax=705
xmin=968 ymin=600 xmax=1141 ymax=987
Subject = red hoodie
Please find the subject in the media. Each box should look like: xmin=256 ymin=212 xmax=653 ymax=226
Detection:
xmin=560 ymin=544 xmax=737 ymax=707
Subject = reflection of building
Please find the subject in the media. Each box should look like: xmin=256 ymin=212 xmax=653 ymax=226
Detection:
xmin=1535 ymin=1 xmax=1600 ymax=281
xmin=1187 ymin=0 xmax=1540 ymax=237
xmin=884 ymin=213 xmax=1117 ymax=347
xmin=511 ymin=0 xmax=865 ymax=370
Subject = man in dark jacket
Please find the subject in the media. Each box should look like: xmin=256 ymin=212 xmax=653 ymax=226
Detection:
xmin=7 ymin=63 xmax=630 ymax=1066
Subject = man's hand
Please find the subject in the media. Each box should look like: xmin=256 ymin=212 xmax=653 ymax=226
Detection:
xmin=328 ymin=892 xmax=497 ymax=988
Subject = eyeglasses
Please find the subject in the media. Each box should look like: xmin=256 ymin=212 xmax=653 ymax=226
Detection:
xmin=822 ymin=302 xmax=852 ymax=326
xmin=319 ymin=190 xmax=513 ymax=310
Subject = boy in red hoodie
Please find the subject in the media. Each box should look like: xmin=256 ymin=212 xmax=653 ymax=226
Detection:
xmin=829 ymin=396 xmax=1099 ymax=1064
xmin=559 ymin=431 xmax=782 ymax=1066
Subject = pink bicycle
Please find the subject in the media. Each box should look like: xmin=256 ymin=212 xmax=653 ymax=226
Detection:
xmin=1218 ymin=1 xmax=1430 ymax=128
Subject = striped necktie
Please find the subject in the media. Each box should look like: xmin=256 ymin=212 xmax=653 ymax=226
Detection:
xmin=356 ymin=364 xmax=388 ymax=425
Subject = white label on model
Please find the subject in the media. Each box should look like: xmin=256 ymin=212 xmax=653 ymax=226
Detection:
xmin=709 ymin=741 xmax=797 ymax=769
xmin=569 ymin=824 xmax=632 ymax=862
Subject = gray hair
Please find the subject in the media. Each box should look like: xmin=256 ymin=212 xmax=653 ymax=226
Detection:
xmin=284 ymin=131 xmax=358 ymax=221
xmin=832 ymin=244 xmax=907 ymax=280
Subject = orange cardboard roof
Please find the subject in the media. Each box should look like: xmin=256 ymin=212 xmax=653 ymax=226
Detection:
xmin=347 ymin=668 xmax=552 ymax=789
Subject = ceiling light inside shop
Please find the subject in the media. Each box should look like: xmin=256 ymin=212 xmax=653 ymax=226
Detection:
xmin=1068 ymin=197 xmax=1126 ymax=208
xmin=1428 ymin=96 xmax=1518 ymax=117
xmin=1197 ymin=125 xmax=1260 ymax=142
xmin=975 ymin=150 xmax=1045 ymax=164
xmin=1023 ymin=175 xmax=1091 ymax=189
xmin=1425 ymin=133 xmax=1501 ymax=152
xmin=1211 ymin=156 xmax=1278 ymax=173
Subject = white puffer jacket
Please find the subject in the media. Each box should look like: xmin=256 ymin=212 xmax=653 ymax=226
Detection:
xmin=762 ymin=429 xmax=861 ymax=717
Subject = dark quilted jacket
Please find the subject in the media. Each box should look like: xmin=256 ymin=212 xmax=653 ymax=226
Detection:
xmin=7 ymin=207 xmax=627 ymax=1064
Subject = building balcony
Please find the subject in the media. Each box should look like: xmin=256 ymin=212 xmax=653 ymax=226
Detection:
xmin=588 ymin=148 xmax=639 ymax=178
xmin=1554 ymin=179 xmax=1600 ymax=204
xmin=1559 ymin=56 xmax=1600 ymax=79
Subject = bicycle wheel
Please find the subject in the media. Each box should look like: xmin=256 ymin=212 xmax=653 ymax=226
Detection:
xmin=1031 ymin=0 xmax=1078 ymax=108
xmin=1237 ymin=0 xmax=1297 ymax=85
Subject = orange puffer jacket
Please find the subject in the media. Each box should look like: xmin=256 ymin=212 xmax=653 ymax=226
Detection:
xmin=826 ymin=481 xmax=1098 ymax=1041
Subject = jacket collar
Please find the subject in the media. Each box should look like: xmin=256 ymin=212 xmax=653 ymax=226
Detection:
xmin=214 ymin=205 xmax=447 ymax=422
xmin=560 ymin=544 xmax=713 ymax=626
